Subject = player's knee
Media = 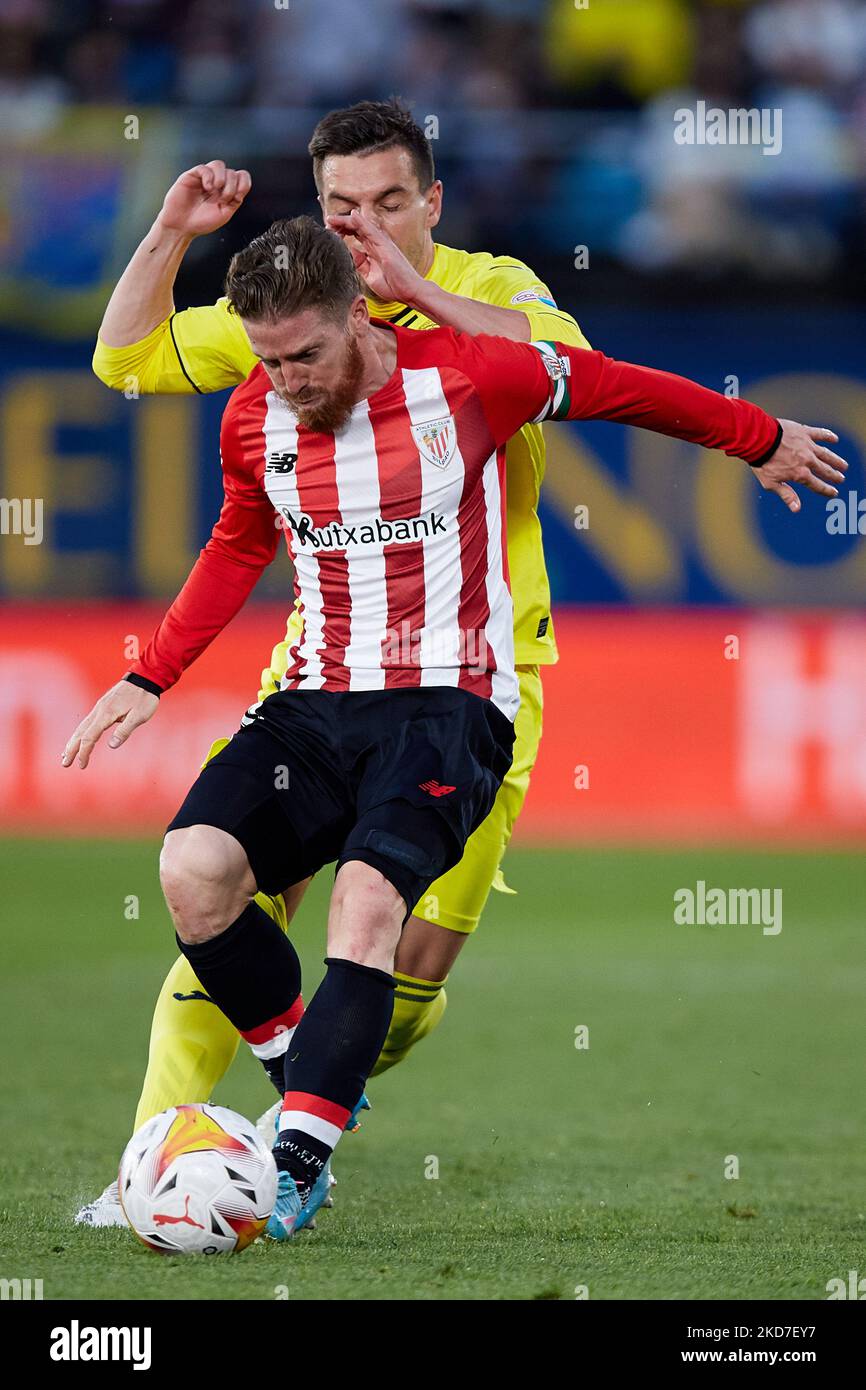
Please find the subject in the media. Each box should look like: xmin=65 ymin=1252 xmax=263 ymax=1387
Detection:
xmin=160 ymin=826 xmax=252 ymax=943
xmin=330 ymin=860 xmax=404 ymax=969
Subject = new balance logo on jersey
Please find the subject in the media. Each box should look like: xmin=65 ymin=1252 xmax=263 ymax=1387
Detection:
xmin=265 ymin=451 xmax=297 ymax=473
xmin=419 ymin=780 xmax=456 ymax=797
xmin=276 ymin=508 xmax=448 ymax=550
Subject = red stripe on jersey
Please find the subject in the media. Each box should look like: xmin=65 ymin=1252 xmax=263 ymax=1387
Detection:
xmin=370 ymin=378 xmax=425 ymax=685
xmin=315 ymin=552 xmax=352 ymax=689
xmin=439 ymin=370 xmax=500 ymax=700
xmin=239 ymin=366 xmax=274 ymax=492
xmin=281 ymin=1091 xmax=351 ymax=1128
xmin=294 ymin=429 xmax=351 ymax=690
xmin=239 ymin=995 xmax=305 ymax=1046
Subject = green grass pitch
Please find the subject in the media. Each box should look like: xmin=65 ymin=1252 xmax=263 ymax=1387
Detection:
xmin=0 ymin=838 xmax=862 ymax=1301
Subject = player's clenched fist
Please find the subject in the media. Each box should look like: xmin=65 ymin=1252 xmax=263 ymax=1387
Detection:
xmin=62 ymin=681 xmax=160 ymax=770
xmin=157 ymin=161 xmax=252 ymax=239
xmin=754 ymin=421 xmax=847 ymax=512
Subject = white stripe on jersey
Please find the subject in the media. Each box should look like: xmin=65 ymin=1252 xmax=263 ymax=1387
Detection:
xmin=333 ymin=400 xmax=387 ymax=690
xmin=261 ymin=397 xmax=326 ymax=688
xmin=400 ymin=366 xmax=465 ymax=687
xmin=481 ymin=450 xmax=518 ymax=720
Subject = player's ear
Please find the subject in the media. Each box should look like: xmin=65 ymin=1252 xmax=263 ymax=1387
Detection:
xmin=425 ymin=180 xmax=443 ymax=231
xmin=349 ymin=294 xmax=370 ymax=334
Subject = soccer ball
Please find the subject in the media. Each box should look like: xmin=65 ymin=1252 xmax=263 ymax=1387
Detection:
xmin=118 ymin=1103 xmax=278 ymax=1254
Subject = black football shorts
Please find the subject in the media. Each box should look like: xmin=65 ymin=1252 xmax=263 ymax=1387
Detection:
xmin=167 ymin=686 xmax=515 ymax=918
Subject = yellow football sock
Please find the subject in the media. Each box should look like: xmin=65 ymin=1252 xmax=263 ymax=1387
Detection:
xmin=370 ymin=972 xmax=448 ymax=1077
xmin=133 ymin=887 xmax=289 ymax=1131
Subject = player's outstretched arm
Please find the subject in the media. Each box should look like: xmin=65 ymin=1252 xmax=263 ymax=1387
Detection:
xmin=64 ymin=388 xmax=278 ymax=770
xmin=99 ymin=162 xmax=251 ymax=348
xmin=93 ymin=164 xmax=256 ymax=396
xmin=464 ymin=337 xmax=847 ymax=513
xmin=62 ymin=681 xmax=159 ymax=769
xmin=549 ymin=353 xmax=848 ymax=512
xmin=61 ymin=525 xmax=274 ymax=771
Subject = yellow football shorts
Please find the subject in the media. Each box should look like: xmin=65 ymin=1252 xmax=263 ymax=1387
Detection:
xmin=410 ymin=664 xmax=542 ymax=932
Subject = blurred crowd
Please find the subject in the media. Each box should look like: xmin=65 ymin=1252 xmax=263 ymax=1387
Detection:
xmin=2 ymin=0 xmax=865 ymax=289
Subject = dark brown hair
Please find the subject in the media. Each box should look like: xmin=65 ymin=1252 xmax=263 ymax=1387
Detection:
xmin=308 ymin=98 xmax=435 ymax=192
xmin=224 ymin=216 xmax=361 ymax=323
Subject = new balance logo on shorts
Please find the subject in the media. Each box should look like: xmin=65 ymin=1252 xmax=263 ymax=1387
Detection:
xmin=419 ymin=780 xmax=456 ymax=797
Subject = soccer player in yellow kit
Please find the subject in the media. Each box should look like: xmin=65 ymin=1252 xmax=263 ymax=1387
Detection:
xmin=77 ymin=100 xmax=591 ymax=1225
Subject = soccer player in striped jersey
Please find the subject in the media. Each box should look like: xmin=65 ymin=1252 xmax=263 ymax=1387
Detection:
xmin=74 ymin=100 xmax=843 ymax=1228
xmin=77 ymin=101 xmax=594 ymax=1229
xmin=66 ymin=216 xmax=844 ymax=1236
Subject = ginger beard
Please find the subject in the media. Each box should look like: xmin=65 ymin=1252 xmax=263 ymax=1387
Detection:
xmin=283 ymin=333 xmax=365 ymax=434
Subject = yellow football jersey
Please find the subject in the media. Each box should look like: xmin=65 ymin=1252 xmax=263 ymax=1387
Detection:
xmin=93 ymin=243 xmax=590 ymax=663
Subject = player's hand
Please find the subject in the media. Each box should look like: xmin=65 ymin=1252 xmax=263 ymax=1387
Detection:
xmin=326 ymin=209 xmax=422 ymax=304
xmin=61 ymin=681 xmax=160 ymax=770
xmin=157 ymin=162 xmax=252 ymax=239
xmin=753 ymin=421 xmax=847 ymax=513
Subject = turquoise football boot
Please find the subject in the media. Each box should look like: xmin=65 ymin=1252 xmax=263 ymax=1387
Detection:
xmin=264 ymin=1092 xmax=371 ymax=1237
xmin=266 ymin=1161 xmax=333 ymax=1240
xmin=265 ymin=1170 xmax=304 ymax=1240
xmin=291 ymin=1162 xmax=333 ymax=1233
xmin=345 ymin=1091 xmax=371 ymax=1133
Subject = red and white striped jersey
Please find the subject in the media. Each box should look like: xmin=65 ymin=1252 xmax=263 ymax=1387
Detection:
xmin=131 ymin=323 xmax=781 ymax=718
xmin=254 ymin=327 xmax=530 ymax=718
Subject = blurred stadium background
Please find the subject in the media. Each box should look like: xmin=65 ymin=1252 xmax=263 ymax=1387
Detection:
xmin=2 ymin=0 xmax=866 ymax=843
xmin=2 ymin=0 xmax=866 ymax=1302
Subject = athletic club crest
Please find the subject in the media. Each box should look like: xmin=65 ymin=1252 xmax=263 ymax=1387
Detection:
xmin=411 ymin=415 xmax=456 ymax=469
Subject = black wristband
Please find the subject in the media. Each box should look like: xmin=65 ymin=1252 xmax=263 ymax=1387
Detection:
xmin=123 ymin=671 xmax=163 ymax=698
xmin=749 ymin=420 xmax=783 ymax=468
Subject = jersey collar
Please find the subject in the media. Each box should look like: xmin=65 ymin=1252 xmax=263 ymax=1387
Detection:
xmin=363 ymin=244 xmax=441 ymax=323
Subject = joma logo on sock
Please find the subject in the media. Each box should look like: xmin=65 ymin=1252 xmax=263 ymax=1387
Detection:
xmin=50 ymin=1321 xmax=152 ymax=1371
xmin=673 ymin=881 xmax=783 ymax=935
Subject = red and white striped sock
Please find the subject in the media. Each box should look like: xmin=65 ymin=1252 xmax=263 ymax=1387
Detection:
xmin=239 ymin=995 xmax=305 ymax=1094
xmin=272 ymin=957 xmax=396 ymax=1190
xmin=275 ymin=1091 xmax=352 ymax=1191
